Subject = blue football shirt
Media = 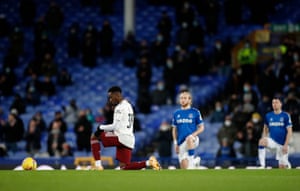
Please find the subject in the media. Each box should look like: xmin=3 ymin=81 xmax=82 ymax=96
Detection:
xmin=172 ymin=107 xmax=203 ymax=145
xmin=264 ymin=111 xmax=292 ymax=145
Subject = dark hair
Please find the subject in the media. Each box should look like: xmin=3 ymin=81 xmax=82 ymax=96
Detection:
xmin=273 ymin=95 xmax=283 ymax=103
xmin=108 ymin=86 xmax=122 ymax=93
xmin=179 ymin=89 xmax=190 ymax=94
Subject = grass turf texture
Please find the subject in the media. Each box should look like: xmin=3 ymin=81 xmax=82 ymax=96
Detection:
xmin=0 ymin=169 xmax=299 ymax=191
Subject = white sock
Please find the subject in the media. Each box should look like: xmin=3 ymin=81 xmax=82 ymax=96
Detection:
xmin=95 ymin=160 xmax=102 ymax=167
xmin=146 ymin=160 xmax=150 ymax=166
xmin=258 ymin=148 xmax=265 ymax=167
xmin=188 ymin=156 xmax=194 ymax=168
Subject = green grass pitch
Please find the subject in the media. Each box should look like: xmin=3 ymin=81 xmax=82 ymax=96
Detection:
xmin=0 ymin=169 xmax=299 ymax=191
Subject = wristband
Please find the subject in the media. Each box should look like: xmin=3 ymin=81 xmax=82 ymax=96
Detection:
xmin=173 ymin=140 xmax=177 ymax=145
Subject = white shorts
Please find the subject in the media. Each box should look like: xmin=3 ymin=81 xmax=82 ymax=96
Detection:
xmin=265 ymin=137 xmax=289 ymax=165
xmin=178 ymin=135 xmax=199 ymax=162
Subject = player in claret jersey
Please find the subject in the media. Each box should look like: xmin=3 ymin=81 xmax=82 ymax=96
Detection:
xmin=258 ymin=96 xmax=293 ymax=169
xmin=90 ymin=86 xmax=161 ymax=170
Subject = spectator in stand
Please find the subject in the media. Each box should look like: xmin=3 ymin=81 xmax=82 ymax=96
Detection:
xmin=189 ymin=19 xmax=205 ymax=48
xmin=32 ymin=111 xmax=47 ymax=132
xmin=25 ymin=72 xmax=41 ymax=106
xmin=48 ymin=111 xmax=67 ymax=134
xmin=40 ymin=53 xmax=58 ymax=77
xmin=237 ymin=120 xmax=260 ymax=163
xmin=0 ymin=143 xmax=7 ymax=157
xmin=99 ymin=0 xmax=115 ymax=15
xmin=44 ymin=1 xmax=64 ymax=35
xmin=188 ymin=45 xmax=209 ymax=76
xmin=216 ymin=137 xmax=236 ymax=167
xmin=216 ymin=115 xmax=237 ymax=167
xmin=223 ymin=0 xmax=243 ymax=25
xmin=98 ymin=101 xmax=114 ymax=124
xmin=9 ymin=93 xmax=26 ymax=115
xmin=23 ymin=57 xmax=42 ymax=77
xmin=80 ymin=0 xmax=93 ymax=6
xmin=136 ymin=86 xmax=152 ymax=114
xmin=175 ymin=0 xmax=195 ymax=28
xmin=173 ymin=47 xmax=190 ymax=86
xmin=138 ymin=39 xmax=151 ymax=60
xmin=19 ymin=0 xmax=36 ymax=26
xmin=163 ymin=57 xmax=176 ymax=105
xmin=81 ymin=30 xmax=97 ymax=68
xmin=210 ymin=101 xmax=226 ymax=123
xmin=257 ymin=94 xmax=272 ymax=117
xmin=0 ymin=108 xmax=5 ymax=142
xmin=211 ymin=39 xmax=232 ymax=76
xmin=24 ymin=118 xmax=41 ymax=156
xmin=61 ymin=142 xmax=73 ymax=157
xmin=237 ymin=40 xmax=258 ymax=87
xmin=83 ymin=22 xmax=98 ymax=43
xmin=3 ymin=51 xmax=19 ymax=69
xmin=0 ymin=14 xmax=11 ymax=38
xmin=74 ymin=110 xmax=93 ymax=152
xmin=292 ymin=67 xmax=300 ymax=94
xmin=241 ymin=92 xmax=256 ymax=114
xmin=98 ymin=20 xmax=114 ymax=57
xmin=121 ymin=31 xmax=138 ymax=68
xmin=150 ymin=33 xmax=168 ymax=67
xmin=40 ymin=75 xmax=56 ymax=97
xmin=1 ymin=112 xmax=25 ymax=153
xmin=56 ymin=67 xmax=73 ymax=87
xmin=284 ymin=92 xmax=300 ymax=132
xmin=136 ymin=56 xmax=152 ymax=94
xmin=217 ymin=115 xmax=238 ymax=153
xmin=0 ymin=65 xmax=17 ymax=96
xmin=226 ymin=93 xmax=241 ymax=114
xmin=34 ymin=32 xmax=56 ymax=63
xmin=156 ymin=10 xmax=173 ymax=46
xmin=67 ymin=22 xmax=81 ymax=58
xmin=85 ymin=108 xmax=95 ymax=124
xmin=63 ymin=99 xmax=80 ymax=125
xmin=241 ymin=82 xmax=259 ymax=109
xmin=154 ymin=120 xmax=173 ymax=167
xmin=175 ymin=22 xmax=190 ymax=51
xmin=197 ymin=0 xmax=220 ymax=35
xmin=151 ymin=80 xmax=170 ymax=106
xmin=257 ymin=61 xmax=281 ymax=98
xmin=9 ymin=25 xmax=24 ymax=57
xmin=231 ymin=104 xmax=251 ymax=132
xmin=33 ymin=17 xmax=47 ymax=44
xmin=133 ymin=114 xmax=142 ymax=133
xmin=47 ymin=120 xmax=66 ymax=157
xmin=251 ymin=112 xmax=263 ymax=135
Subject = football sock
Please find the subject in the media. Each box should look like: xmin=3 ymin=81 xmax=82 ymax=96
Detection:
xmin=95 ymin=160 xmax=102 ymax=167
xmin=91 ymin=137 xmax=101 ymax=160
xmin=146 ymin=160 xmax=150 ymax=166
xmin=188 ymin=149 xmax=195 ymax=168
xmin=258 ymin=146 xmax=265 ymax=167
xmin=122 ymin=161 xmax=146 ymax=170
xmin=188 ymin=149 xmax=194 ymax=156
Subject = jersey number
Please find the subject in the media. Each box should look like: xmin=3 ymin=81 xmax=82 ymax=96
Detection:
xmin=128 ymin=114 xmax=134 ymax=129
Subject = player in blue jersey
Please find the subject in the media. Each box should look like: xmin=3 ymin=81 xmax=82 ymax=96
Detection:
xmin=172 ymin=90 xmax=205 ymax=169
xmin=258 ymin=97 xmax=293 ymax=169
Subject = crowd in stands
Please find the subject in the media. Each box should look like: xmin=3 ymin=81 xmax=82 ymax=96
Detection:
xmin=0 ymin=0 xmax=299 ymax=167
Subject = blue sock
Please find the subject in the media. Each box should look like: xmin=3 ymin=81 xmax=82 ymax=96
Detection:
xmin=258 ymin=146 xmax=264 ymax=149
xmin=188 ymin=149 xmax=194 ymax=156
